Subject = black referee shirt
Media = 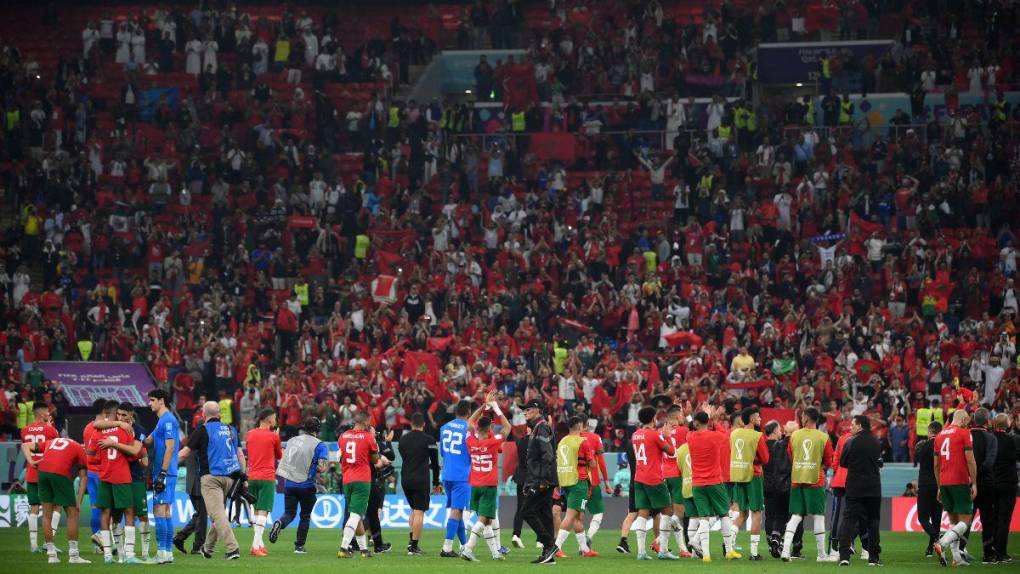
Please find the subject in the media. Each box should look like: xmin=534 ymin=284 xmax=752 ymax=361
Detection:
xmin=398 ymin=430 xmax=440 ymax=490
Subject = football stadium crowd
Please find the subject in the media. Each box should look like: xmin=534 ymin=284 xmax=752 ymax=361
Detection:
xmin=0 ymin=0 xmax=1018 ymax=466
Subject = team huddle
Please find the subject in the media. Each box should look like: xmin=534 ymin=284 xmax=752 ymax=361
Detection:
xmin=16 ymin=391 xmax=1000 ymax=567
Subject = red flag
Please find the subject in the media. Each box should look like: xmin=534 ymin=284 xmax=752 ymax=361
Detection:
xmin=371 ymin=275 xmax=398 ymax=304
xmin=426 ymin=336 xmax=453 ymax=352
xmin=376 ymin=250 xmax=403 ymax=275
xmin=725 ymin=379 xmax=773 ymax=390
xmin=531 ymin=133 xmax=577 ymax=162
xmin=665 ymin=331 xmax=704 ymax=348
xmin=849 ymin=212 xmax=883 ymax=236
xmin=401 ymin=351 xmax=441 ymax=387
xmin=759 ymin=407 xmax=797 ymax=426
xmin=854 ymin=358 xmax=881 ymax=379
xmin=559 ymin=317 xmax=594 ymax=333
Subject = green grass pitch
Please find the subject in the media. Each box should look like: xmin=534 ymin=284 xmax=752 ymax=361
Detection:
xmin=2 ymin=527 xmax=1018 ymax=571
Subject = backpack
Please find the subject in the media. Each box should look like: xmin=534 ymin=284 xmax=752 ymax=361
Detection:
xmin=764 ymin=437 xmax=792 ymax=495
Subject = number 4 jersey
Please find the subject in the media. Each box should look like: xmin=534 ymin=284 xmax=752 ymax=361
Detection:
xmin=934 ymin=425 xmax=973 ymax=486
xmin=466 ymin=433 xmax=503 ymax=487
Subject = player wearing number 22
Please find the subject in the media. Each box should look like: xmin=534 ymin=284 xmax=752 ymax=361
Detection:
xmin=20 ymin=404 xmax=59 ymax=553
xmin=337 ymin=411 xmax=380 ymax=558
xmin=94 ymin=402 xmax=145 ymax=564
xmin=459 ymin=395 xmax=512 ymax=562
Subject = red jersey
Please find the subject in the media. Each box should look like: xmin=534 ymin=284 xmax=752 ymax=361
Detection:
xmin=21 ymin=422 xmax=59 ymax=482
xmin=935 ymin=425 xmax=973 ymax=486
xmin=245 ymin=427 xmax=283 ymax=481
xmin=38 ymin=438 xmax=88 ymax=478
xmin=687 ymin=429 xmax=726 ymax=486
xmin=581 ymin=431 xmax=607 ymax=486
xmin=338 ymin=429 xmax=378 ymax=484
xmin=661 ymin=426 xmax=689 ymax=479
xmin=720 ymin=428 xmax=732 ymax=481
xmin=466 ymin=432 xmax=503 ymax=487
xmin=831 ymin=432 xmax=852 ymax=488
xmin=98 ymin=427 xmax=136 ymax=484
xmin=631 ymin=428 xmax=672 ymax=485
xmin=83 ymin=421 xmax=102 ymax=473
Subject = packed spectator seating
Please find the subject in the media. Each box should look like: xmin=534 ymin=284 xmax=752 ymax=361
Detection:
xmin=0 ymin=1 xmax=1017 ymax=467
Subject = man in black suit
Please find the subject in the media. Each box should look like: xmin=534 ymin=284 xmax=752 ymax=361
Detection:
xmin=990 ymin=414 xmax=1020 ymax=563
xmin=837 ymin=415 xmax=883 ymax=566
xmin=915 ymin=420 xmax=943 ymax=557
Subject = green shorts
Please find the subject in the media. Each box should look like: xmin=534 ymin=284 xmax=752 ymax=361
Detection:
xmin=343 ymin=481 xmax=371 ymax=516
xmin=789 ymin=485 xmax=826 ymax=515
xmin=732 ymin=476 xmax=764 ymax=512
xmin=97 ymin=481 xmax=134 ymax=510
xmin=586 ymin=483 xmax=605 ymax=514
xmin=131 ymin=482 xmax=148 ymax=517
xmin=726 ymin=482 xmax=736 ymax=503
xmin=682 ymin=496 xmax=697 ymax=514
xmin=940 ymin=485 xmax=973 ymax=515
xmin=470 ymin=485 xmax=498 ymax=518
xmin=692 ymin=484 xmax=730 ymax=517
xmin=664 ymin=477 xmax=684 ymax=504
xmin=26 ymin=481 xmax=41 ymax=505
xmin=249 ymin=479 xmax=276 ymax=512
xmin=634 ymin=481 xmax=671 ymax=511
xmin=38 ymin=472 xmax=76 ymax=507
xmin=562 ymin=479 xmax=590 ymax=512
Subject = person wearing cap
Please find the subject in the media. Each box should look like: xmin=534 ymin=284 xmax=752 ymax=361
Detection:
xmin=520 ymin=399 xmax=558 ymax=564
xmin=270 ymin=416 xmax=328 ymax=554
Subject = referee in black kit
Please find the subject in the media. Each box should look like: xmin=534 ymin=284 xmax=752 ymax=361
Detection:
xmin=915 ymin=420 xmax=943 ymax=557
xmin=398 ymin=413 xmax=441 ymax=555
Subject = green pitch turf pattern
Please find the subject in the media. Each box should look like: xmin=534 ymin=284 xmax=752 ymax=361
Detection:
xmin=2 ymin=528 xmax=1018 ymax=571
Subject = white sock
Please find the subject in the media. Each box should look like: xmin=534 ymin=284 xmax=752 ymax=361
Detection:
xmin=68 ymin=540 xmax=79 ymax=557
xmin=576 ymin=531 xmax=590 ymax=552
xmin=139 ymin=522 xmax=150 ymax=557
xmin=634 ymin=516 xmax=648 ymax=555
xmin=51 ymin=511 xmax=60 ymax=536
xmin=101 ymin=530 xmax=113 ymax=559
xmin=46 ymin=541 xmax=56 ymax=556
xmin=729 ymin=509 xmax=741 ymax=538
xmin=28 ymin=512 xmax=39 ymax=549
xmin=356 ymin=534 xmax=368 ymax=551
xmin=554 ymin=528 xmax=569 ymax=548
xmin=466 ymin=522 xmax=485 ymax=551
xmin=124 ymin=525 xmax=136 ymax=559
xmin=941 ymin=522 xmax=968 ymax=561
xmin=587 ymin=513 xmax=603 ymax=541
xmin=687 ymin=518 xmax=701 ymax=552
xmin=697 ymin=520 xmax=711 ymax=559
xmin=782 ymin=514 xmax=802 ymax=557
xmin=484 ymin=525 xmax=500 ymax=557
xmin=340 ymin=513 xmax=361 ymax=550
xmin=721 ymin=516 xmax=735 ymax=553
xmin=253 ymin=515 xmax=266 ymax=549
xmin=671 ymin=516 xmax=689 ymax=552
xmin=443 ymin=538 xmax=453 ymax=552
xmin=811 ymin=514 xmax=827 ymax=556
xmin=658 ymin=515 xmax=672 ymax=552
xmin=490 ymin=516 xmax=501 ymax=547
xmin=750 ymin=534 xmax=760 ymax=557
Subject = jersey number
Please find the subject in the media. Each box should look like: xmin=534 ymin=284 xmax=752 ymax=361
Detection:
xmin=344 ymin=440 xmax=358 ymax=464
xmin=471 ymin=453 xmax=493 ymax=473
xmin=939 ymin=438 xmax=951 ymax=461
xmin=49 ymin=438 xmax=70 ymax=451
xmin=634 ymin=443 xmax=647 ymax=466
xmin=441 ymin=430 xmax=463 ymax=455
xmin=106 ymin=436 xmax=119 ymax=460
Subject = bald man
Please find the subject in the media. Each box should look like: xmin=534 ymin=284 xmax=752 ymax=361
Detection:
xmin=178 ymin=402 xmax=248 ymax=560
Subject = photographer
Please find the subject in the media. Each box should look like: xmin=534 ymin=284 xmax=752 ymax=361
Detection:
xmin=178 ymin=401 xmax=247 ymax=560
xmin=270 ymin=417 xmax=327 ymax=554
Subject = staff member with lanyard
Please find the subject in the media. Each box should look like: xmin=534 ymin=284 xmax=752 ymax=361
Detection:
xmin=520 ymin=399 xmax=557 ymax=564
xmin=178 ymin=401 xmax=247 ymax=560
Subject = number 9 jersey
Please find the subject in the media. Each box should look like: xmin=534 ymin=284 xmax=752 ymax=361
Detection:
xmin=338 ymin=429 xmax=379 ymax=484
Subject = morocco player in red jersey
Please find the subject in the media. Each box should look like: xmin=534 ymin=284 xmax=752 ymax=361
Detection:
xmin=95 ymin=402 xmax=143 ymax=564
xmin=83 ymin=399 xmax=117 ymax=547
xmin=460 ymin=393 xmax=512 ymax=561
xmin=581 ymin=423 xmax=612 ymax=547
xmin=659 ymin=405 xmax=692 ymax=556
xmin=687 ymin=406 xmax=740 ymax=561
xmin=245 ymin=409 xmax=283 ymax=555
xmin=630 ymin=406 xmax=675 ymax=560
xmin=32 ymin=437 xmax=90 ymax=563
xmin=20 ymin=404 xmax=60 ymax=552
xmin=933 ymin=410 xmax=977 ymax=567
xmin=337 ymin=411 xmax=383 ymax=558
